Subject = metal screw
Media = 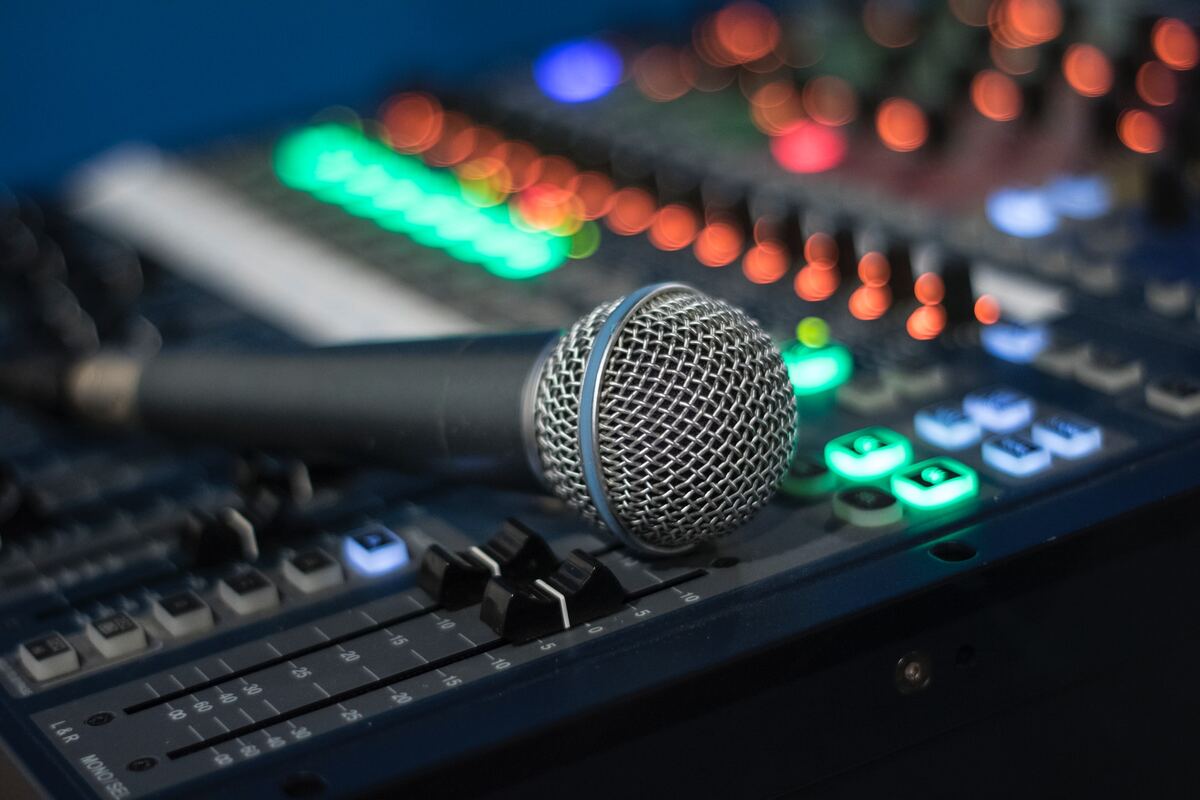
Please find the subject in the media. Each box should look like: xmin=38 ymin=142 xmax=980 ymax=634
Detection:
xmin=895 ymin=650 xmax=933 ymax=694
xmin=127 ymin=757 xmax=157 ymax=772
xmin=85 ymin=712 xmax=114 ymax=727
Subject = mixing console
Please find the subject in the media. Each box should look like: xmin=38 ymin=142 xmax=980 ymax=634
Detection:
xmin=3 ymin=1 xmax=1200 ymax=797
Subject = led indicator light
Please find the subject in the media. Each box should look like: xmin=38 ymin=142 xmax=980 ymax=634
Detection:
xmin=982 ymin=434 xmax=1052 ymax=477
xmin=343 ymin=524 xmax=410 ymax=576
xmin=782 ymin=341 xmax=853 ymax=396
xmin=534 ymin=39 xmax=623 ymax=104
xmin=914 ymin=404 xmax=982 ymax=450
xmin=1031 ymin=415 xmax=1102 ymax=459
xmin=963 ymin=387 xmax=1035 ymax=433
xmin=891 ymin=457 xmax=979 ymax=509
xmin=980 ymin=321 xmax=1049 ymax=364
xmin=825 ymin=426 xmax=913 ymax=481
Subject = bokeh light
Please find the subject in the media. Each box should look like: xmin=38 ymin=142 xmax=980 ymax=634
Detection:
xmin=605 ymin=187 xmax=658 ymax=235
xmin=990 ymin=0 xmax=1062 ymax=49
xmin=1152 ymin=18 xmax=1199 ymax=71
xmin=1137 ymin=61 xmax=1178 ymax=107
xmin=742 ymin=241 xmax=789 ymax=284
xmin=876 ymin=98 xmax=928 ymax=152
xmin=975 ymin=295 xmax=1001 ymax=325
xmin=769 ymin=121 xmax=848 ymax=173
xmin=533 ymin=39 xmax=624 ymax=103
xmin=694 ymin=220 xmax=745 ymax=267
xmin=986 ymin=187 xmax=1059 ymax=237
xmin=1062 ymin=44 xmax=1113 ymax=98
xmin=1117 ymin=109 xmax=1164 ymax=154
xmin=381 ymin=92 xmax=444 ymax=154
xmin=634 ymin=45 xmax=694 ymax=102
xmin=907 ymin=304 xmax=947 ymax=340
xmin=802 ymin=76 xmax=858 ymax=126
xmin=648 ymin=204 xmax=699 ymax=250
xmin=794 ymin=262 xmax=839 ymax=301
xmin=914 ymin=272 xmax=944 ymax=305
xmin=971 ymin=70 xmax=1022 ymax=121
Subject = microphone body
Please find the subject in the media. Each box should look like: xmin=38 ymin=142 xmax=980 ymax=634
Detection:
xmin=70 ymin=332 xmax=557 ymax=490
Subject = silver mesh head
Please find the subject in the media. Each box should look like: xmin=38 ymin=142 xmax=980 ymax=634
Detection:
xmin=533 ymin=284 xmax=797 ymax=554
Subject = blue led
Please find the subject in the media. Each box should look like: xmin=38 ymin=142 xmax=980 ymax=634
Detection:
xmin=342 ymin=524 xmax=409 ymax=576
xmin=1032 ymin=415 xmax=1102 ymax=459
xmin=915 ymin=403 xmax=982 ymax=450
xmin=982 ymin=433 xmax=1052 ymax=477
xmin=963 ymin=386 xmax=1035 ymax=433
xmin=1043 ymin=174 xmax=1112 ymax=220
xmin=985 ymin=187 xmax=1059 ymax=238
xmin=980 ymin=321 xmax=1049 ymax=364
xmin=533 ymin=39 xmax=623 ymax=104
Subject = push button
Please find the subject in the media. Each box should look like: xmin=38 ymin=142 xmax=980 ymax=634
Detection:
xmin=218 ymin=570 xmax=279 ymax=616
xmin=832 ymin=487 xmax=902 ymax=527
xmin=153 ymin=591 xmax=214 ymax=638
xmin=18 ymin=632 xmax=79 ymax=681
xmin=982 ymin=434 xmax=1051 ymax=477
xmin=891 ymin=458 xmax=979 ymax=509
xmin=824 ymin=427 xmax=913 ymax=481
xmin=86 ymin=612 xmax=147 ymax=659
xmin=1035 ymin=336 xmax=1088 ymax=378
xmin=963 ymin=386 xmax=1034 ymax=433
xmin=1146 ymin=376 xmax=1200 ymax=419
xmin=1075 ymin=348 xmax=1143 ymax=393
xmin=283 ymin=549 xmax=344 ymax=594
xmin=780 ymin=454 xmax=835 ymax=498
xmin=342 ymin=524 xmax=410 ymax=576
xmin=837 ymin=372 xmax=896 ymax=414
xmin=980 ymin=322 xmax=1048 ymax=364
xmin=1031 ymin=415 xmax=1102 ymax=459
xmin=914 ymin=403 xmax=982 ymax=450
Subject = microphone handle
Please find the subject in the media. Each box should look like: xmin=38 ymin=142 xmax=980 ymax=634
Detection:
xmin=125 ymin=331 xmax=558 ymax=489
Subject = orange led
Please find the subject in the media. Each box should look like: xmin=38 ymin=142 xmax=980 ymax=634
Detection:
xmin=693 ymin=221 xmax=744 ymax=267
xmin=532 ymin=155 xmax=577 ymax=191
xmin=802 ymin=76 xmax=858 ymax=127
xmin=1062 ymin=44 xmax=1113 ymax=98
xmin=975 ymin=294 xmax=1001 ymax=325
xmin=456 ymin=157 xmax=513 ymax=206
xmin=490 ymin=141 xmax=543 ymax=192
xmin=991 ymin=0 xmax=1062 ymax=49
xmin=990 ymin=40 xmax=1039 ymax=76
xmin=381 ymin=92 xmax=444 ymax=154
xmin=848 ymin=285 xmax=892 ymax=320
xmin=876 ymin=98 xmax=928 ymax=152
xmin=515 ymin=184 xmax=582 ymax=234
xmin=712 ymin=2 xmax=780 ymax=64
xmin=605 ymin=187 xmax=658 ymax=235
xmin=793 ymin=263 xmax=839 ymax=301
xmin=971 ymin=70 xmax=1023 ymax=121
xmin=914 ymin=272 xmax=945 ymax=305
xmin=1117 ymin=109 xmax=1164 ymax=154
xmin=742 ymin=242 xmax=789 ymax=284
xmin=804 ymin=232 xmax=838 ymax=266
xmin=1152 ymin=18 xmax=1199 ymax=71
xmin=424 ymin=112 xmax=477 ymax=167
xmin=568 ymin=172 xmax=615 ymax=220
xmin=1137 ymin=61 xmax=1178 ymax=107
xmin=648 ymin=204 xmax=699 ymax=251
xmin=857 ymin=251 xmax=890 ymax=287
xmin=634 ymin=45 xmax=693 ymax=102
xmin=749 ymin=81 xmax=805 ymax=135
xmin=907 ymin=304 xmax=947 ymax=340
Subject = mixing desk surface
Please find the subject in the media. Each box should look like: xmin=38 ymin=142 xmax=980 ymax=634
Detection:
xmin=3 ymin=1 xmax=1200 ymax=797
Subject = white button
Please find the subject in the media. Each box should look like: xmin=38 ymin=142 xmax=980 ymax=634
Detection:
xmin=283 ymin=549 xmax=344 ymax=594
xmin=218 ymin=571 xmax=279 ymax=616
xmin=963 ymin=387 xmax=1035 ymax=433
xmin=1145 ymin=278 xmax=1193 ymax=317
xmin=982 ymin=434 xmax=1052 ymax=477
xmin=153 ymin=592 xmax=214 ymax=638
xmin=1075 ymin=349 xmax=1143 ymax=394
xmin=1035 ymin=339 xmax=1089 ymax=379
xmin=915 ymin=403 xmax=981 ymax=450
xmin=1031 ymin=416 xmax=1102 ymax=459
xmin=18 ymin=633 xmax=80 ymax=681
xmin=1146 ymin=376 xmax=1200 ymax=419
xmin=86 ymin=613 xmax=148 ymax=659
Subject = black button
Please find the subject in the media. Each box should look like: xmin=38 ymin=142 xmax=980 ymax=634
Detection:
xmin=158 ymin=591 xmax=206 ymax=618
xmin=289 ymin=550 xmax=336 ymax=575
xmin=23 ymin=633 xmax=71 ymax=661
xmin=838 ymin=487 xmax=898 ymax=511
xmin=224 ymin=570 xmax=271 ymax=596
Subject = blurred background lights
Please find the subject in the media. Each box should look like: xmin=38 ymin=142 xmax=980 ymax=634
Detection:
xmin=986 ymin=187 xmax=1059 ymax=238
xmin=769 ymin=121 xmax=847 ymax=173
xmin=1043 ymin=174 xmax=1112 ymax=220
xmin=534 ymin=39 xmax=623 ymax=103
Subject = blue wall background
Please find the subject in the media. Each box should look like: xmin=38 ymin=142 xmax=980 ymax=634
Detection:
xmin=0 ymin=1 xmax=709 ymax=189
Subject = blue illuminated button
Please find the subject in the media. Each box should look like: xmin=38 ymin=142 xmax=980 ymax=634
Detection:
xmin=963 ymin=387 xmax=1035 ymax=433
xmin=891 ymin=458 xmax=979 ymax=510
xmin=1031 ymin=415 xmax=1102 ymax=459
xmin=824 ymin=427 xmax=913 ymax=481
xmin=980 ymin=322 xmax=1049 ymax=365
xmin=914 ymin=403 xmax=982 ymax=450
xmin=982 ymin=434 xmax=1051 ymax=477
xmin=343 ymin=524 xmax=410 ymax=576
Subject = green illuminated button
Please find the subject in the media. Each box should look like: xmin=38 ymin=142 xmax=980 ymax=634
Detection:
xmin=824 ymin=427 xmax=913 ymax=481
xmin=780 ymin=454 xmax=836 ymax=498
xmin=781 ymin=342 xmax=854 ymax=396
xmin=890 ymin=457 xmax=979 ymax=510
xmin=833 ymin=487 xmax=903 ymax=527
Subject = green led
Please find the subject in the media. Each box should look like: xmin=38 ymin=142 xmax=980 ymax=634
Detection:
xmin=273 ymin=125 xmax=570 ymax=278
xmin=890 ymin=457 xmax=979 ymax=510
xmin=568 ymin=221 xmax=601 ymax=259
xmin=781 ymin=342 xmax=854 ymax=396
xmin=825 ymin=426 xmax=912 ymax=482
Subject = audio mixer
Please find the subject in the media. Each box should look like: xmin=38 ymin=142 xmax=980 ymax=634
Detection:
xmin=3 ymin=1 xmax=1200 ymax=797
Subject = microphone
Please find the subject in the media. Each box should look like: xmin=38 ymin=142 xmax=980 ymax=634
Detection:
xmin=2 ymin=284 xmax=797 ymax=554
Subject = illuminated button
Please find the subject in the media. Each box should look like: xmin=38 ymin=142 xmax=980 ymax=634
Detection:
xmin=218 ymin=570 xmax=279 ymax=616
xmin=963 ymin=387 xmax=1034 ymax=433
xmin=153 ymin=592 xmax=214 ymax=638
xmin=1146 ymin=376 xmax=1200 ymax=419
xmin=1075 ymin=348 xmax=1143 ymax=394
xmin=86 ymin=613 xmax=147 ymax=659
xmin=781 ymin=454 xmax=835 ymax=498
xmin=824 ymin=427 xmax=912 ymax=481
xmin=283 ymin=549 xmax=344 ymax=594
xmin=1031 ymin=415 xmax=1102 ymax=459
xmin=891 ymin=458 xmax=979 ymax=510
xmin=782 ymin=342 xmax=854 ymax=396
xmin=343 ymin=524 xmax=410 ymax=576
xmin=1035 ymin=337 xmax=1089 ymax=379
xmin=982 ymin=434 xmax=1051 ymax=477
xmin=832 ymin=487 xmax=902 ymax=527
xmin=18 ymin=633 xmax=79 ymax=682
xmin=980 ymin=322 xmax=1049 ymax=364
xmin=837 ymin=372 xmax=896 ymax=414
xmin=914 ymin=404 xmax=982 ymax=450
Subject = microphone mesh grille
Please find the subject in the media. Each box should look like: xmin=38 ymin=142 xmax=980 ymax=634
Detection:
xmin=534 ymin=287 xmax=796 ymax=550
